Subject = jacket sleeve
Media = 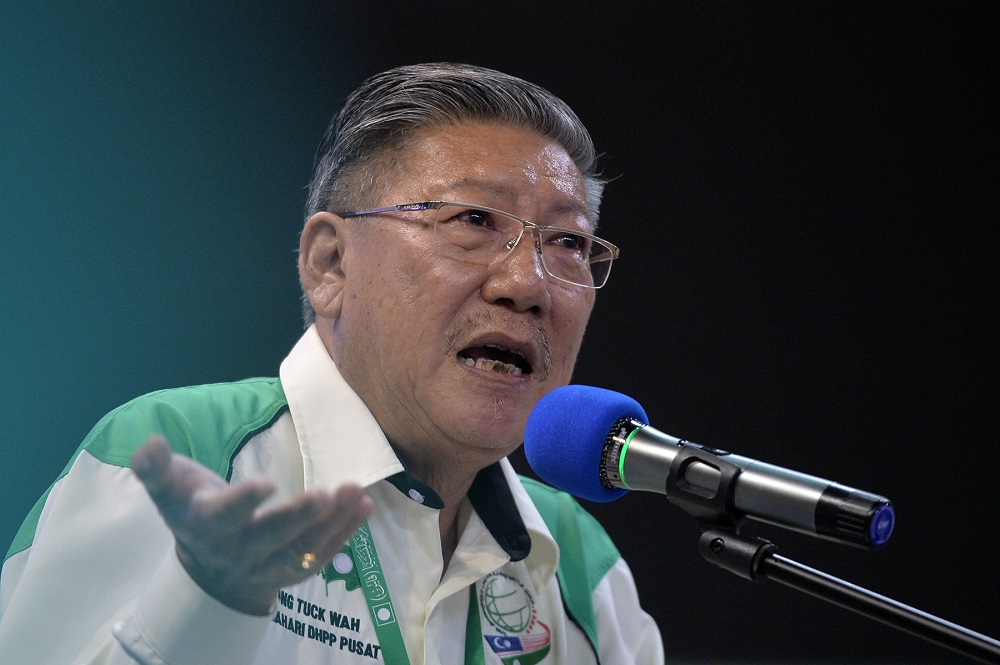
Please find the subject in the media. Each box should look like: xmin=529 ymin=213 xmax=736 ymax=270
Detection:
xmin=593 ymin=557 xmax=665 ymax=664
xmin=0 ymin=444 xmax=271 ymax=663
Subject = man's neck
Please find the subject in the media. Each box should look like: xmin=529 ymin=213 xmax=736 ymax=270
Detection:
xmin=395 ymin=449 xmax=481 ymax=575
xmin=439 ymin=502 xmax=462 ymax=575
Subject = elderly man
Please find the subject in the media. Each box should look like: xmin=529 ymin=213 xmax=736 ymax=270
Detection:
xmin=1 ymin=63 xmax=664 ymax=664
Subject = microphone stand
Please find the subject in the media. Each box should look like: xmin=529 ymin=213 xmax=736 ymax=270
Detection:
xmin=697 ymin=527 xmax=1000 ymax=664
xmin=659 ymin=441 xmax=1000 ymax=662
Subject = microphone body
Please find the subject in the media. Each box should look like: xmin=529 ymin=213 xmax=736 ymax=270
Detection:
xmin=604 ymin=418 xmax=895 ymax=548
xmin=524 ymin=385 xmax=895 ymax=549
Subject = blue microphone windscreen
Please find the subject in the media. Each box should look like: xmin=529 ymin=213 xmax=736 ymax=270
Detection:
xmin=524 ymin=385 xmax=648 ymax=503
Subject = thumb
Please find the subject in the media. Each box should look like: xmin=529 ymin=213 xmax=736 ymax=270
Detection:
xmin=131 ymin=435 xmax=173 ymax=486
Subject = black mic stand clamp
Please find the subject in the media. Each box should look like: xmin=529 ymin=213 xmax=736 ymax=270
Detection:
xmin=664 ymin=446 xmax=1000 ymax=664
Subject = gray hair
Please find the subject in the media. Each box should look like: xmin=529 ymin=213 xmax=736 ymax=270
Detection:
xmin=301 ymin=62 xmax=606 ymax=326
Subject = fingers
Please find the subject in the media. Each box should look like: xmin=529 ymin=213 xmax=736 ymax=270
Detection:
xmin=293 ymin=484 xmax=374 ymax=555
xmin=190 ymin=478 xmax=276 ymax=533
xmin=310 ymin=485 xmax=374 ymax=557
xmin=253 ymin=484 xmax=373 ymax=564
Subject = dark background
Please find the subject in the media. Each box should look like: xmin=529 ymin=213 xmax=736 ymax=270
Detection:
xmin=2 ymin=2 xmax=997 ymax=663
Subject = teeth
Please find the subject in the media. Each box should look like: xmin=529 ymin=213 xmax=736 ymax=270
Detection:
xmin=461 ymin=356 xmax=523 ymax=375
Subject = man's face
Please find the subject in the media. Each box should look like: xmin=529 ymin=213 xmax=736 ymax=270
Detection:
xmin=321 ymin=122 xmax=596 ymax=466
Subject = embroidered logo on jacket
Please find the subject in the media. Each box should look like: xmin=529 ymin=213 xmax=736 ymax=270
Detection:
xmin=321 ymin=546 xmax=362 ymax=592
xmin=479 ymin=571 xmax=551 ymax=665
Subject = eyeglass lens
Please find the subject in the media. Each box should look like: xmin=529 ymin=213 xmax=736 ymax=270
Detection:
xmin=431 ymin=204 xmax=613 ymax=288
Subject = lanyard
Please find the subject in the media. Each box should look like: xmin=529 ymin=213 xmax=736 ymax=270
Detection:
xmin=348 ymin=521 xmax=486 ymax=665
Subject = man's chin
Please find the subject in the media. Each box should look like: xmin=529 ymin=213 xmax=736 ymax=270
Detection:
xmin=446 ymin=400 xmax=530 ymax=450
xmin=427 ymin=369 xmax=546 ymax=445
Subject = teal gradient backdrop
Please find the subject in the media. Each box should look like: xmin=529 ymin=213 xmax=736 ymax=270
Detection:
xmin=1 ymin=2 xmax=359 ymax=548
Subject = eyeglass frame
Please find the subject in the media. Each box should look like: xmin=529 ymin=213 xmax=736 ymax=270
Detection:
xmin=334 ymin=201 xmax=620 ymax=289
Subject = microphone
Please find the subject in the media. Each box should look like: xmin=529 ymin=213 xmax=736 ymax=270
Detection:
xmin=524 ymin=385 xmax=895 ymax=549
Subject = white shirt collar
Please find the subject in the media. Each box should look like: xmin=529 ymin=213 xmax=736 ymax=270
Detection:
xmin=279 ymin=324 xmax=404 ymax=492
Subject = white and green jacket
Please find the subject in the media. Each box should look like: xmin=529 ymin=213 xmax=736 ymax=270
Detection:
xmin=0 ymin=326 xmax=663 ymax=664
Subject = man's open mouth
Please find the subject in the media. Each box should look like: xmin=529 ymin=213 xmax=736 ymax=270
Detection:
xmin=457 ymin=343 xmax=532 ymax=376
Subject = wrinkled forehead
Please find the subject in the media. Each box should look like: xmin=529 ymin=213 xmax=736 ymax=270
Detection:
xmin=385 ymin=123 xmax=592 ymax=228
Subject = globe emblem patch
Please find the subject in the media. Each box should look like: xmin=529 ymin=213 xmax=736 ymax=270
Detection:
xmin=482 ymin=573 xmax=533 ymax=632
xmin=479 ymin=572 xmax=552 ymax=665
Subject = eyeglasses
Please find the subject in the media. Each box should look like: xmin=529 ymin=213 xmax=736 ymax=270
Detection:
xmin=336 ymin=201 xmax=619 ymax=289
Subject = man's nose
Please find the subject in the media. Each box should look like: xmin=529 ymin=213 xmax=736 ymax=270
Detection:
xmin=481 ymin=230 xmax=551 ymax=312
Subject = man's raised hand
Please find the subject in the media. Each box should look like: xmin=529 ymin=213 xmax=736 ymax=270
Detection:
xmin=131 ymin=436 xmax=373 ymax=615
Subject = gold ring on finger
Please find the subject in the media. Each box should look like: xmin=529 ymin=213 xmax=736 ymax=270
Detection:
xmin=286 ymin=550 xmax=319 ymax=572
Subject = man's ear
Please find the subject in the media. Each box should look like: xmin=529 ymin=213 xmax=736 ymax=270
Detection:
xmin=299 ymin=212 xmax=349 ymax=319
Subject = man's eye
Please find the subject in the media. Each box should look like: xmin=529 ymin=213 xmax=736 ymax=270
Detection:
xmin=459 ymin=209 xmax=491 ymax=228
xmin=548 ymin=232 xmax=589 ymax=253
xmin=436 ymin=206 xmax=500 ymax=233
